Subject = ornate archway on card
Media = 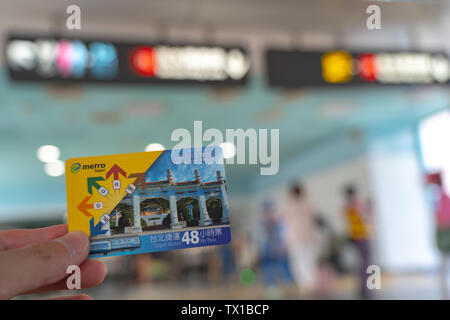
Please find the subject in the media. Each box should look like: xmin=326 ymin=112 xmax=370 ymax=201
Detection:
xmin=110 ymin=169 xmax=230 ymax=233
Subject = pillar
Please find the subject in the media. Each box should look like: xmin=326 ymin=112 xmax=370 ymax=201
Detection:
xmin=133 ymin=194 xmax=142 ymax=233
xmin=219 ymin=184 xmax=230 ymax=223
xmin=217 ymin=171 xmax=230 ymax=223
xmin=167 ymin=169 xmax=173 ymax=182
xmin=169 ymin=193 xmax=182 ymax=229
xmin=194 ymin=169 xmax=201 ymax=181
xmin=188 ymin=204 xmax=194 ymax=220
xmin=114 ymin=210 xmax=119 ymax=227
xmin=199 ymin=192 xmax=213 ymax=226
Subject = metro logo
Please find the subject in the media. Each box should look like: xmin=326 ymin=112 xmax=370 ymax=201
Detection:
xmin=82 ymin=163 xmax=106 ymax=170
xmin=72 ymin=163 xmax=106 ymax=172
xmin=71 ymin=162 xmax=81 ymax=173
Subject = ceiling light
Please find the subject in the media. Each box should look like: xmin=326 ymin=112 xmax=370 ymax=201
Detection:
xmin=37 ymin=145 xmax=60 ymax=163
xmin=44 ymin=160 xmax=65 ymax=177
xmin=145 ymin=143 xmax=165 ymax=152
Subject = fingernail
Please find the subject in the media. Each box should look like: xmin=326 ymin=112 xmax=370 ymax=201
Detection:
xmin=55 ymin=231 xmax=89 ymax=258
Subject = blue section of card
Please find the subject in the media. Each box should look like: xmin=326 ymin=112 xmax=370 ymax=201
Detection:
xmin=87 ymin=147 xmax=231 ymax=258
xmin=89 ymin=226 xmax=231 ymax=257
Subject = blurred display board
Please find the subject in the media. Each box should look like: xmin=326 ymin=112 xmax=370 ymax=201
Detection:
xmin=5 ymin=34 xmax=250 ymax=85
xmin=266 ymin=49 xmax=450 ymax=87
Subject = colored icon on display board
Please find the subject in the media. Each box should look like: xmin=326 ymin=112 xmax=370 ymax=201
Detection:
xmin=89 ymin=42 xmax=118 ymax=79
xmin=357 ymin=53 xmax=377 ymax=82
xmin=321 ymin=50 xmax=353 ymax=83
xmin=129 ymin=46 xmax=156 ymax=77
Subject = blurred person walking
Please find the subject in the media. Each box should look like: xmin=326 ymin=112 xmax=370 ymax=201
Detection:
xmin=426 ymin=172 xmax=450 ymax=299
xmin=314 ymin=214 xmax=343 ymax=298
xmin=284 ymin=183 xmax=321 ymax=297
xmin=343 ymin=185 xmax=372 ymax=300
xmin=258 ymin=200 xmax=292 ymax=297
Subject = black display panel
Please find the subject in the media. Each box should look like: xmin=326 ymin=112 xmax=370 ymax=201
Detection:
xmin=266 ymin=49 xmax=450 ymax=88
xmin=5 ymin=34 xmax=250 ymax=86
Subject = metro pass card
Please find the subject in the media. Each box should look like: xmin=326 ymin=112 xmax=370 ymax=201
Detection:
xmin=65 ymin=147 xmax=231 ymax=258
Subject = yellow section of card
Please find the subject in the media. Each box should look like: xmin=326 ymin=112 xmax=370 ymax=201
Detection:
xmin=65 ymin=151 xmax=163 ymax=236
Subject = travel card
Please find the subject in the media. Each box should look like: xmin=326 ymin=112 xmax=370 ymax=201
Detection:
xmin=65 ymin=147 xmax=231 ymax=258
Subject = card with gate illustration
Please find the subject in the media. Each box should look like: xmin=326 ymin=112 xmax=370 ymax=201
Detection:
xmin=65 ymin=147 xmax=231 ymax=258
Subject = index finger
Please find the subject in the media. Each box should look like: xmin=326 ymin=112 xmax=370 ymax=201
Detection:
xmin=0 ymin=224 xmax=68 ymax=251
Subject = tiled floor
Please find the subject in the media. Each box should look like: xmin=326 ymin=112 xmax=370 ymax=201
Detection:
xmin=67 ymin=271 xmax=443 ymax=300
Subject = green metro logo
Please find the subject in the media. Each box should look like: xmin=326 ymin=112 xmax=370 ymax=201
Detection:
xmin=71 ymin=162 xmax=81 ymax=173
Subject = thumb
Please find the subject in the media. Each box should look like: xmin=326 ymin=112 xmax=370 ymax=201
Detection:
xmin=0 ymin=231 xmax=89 ymax=299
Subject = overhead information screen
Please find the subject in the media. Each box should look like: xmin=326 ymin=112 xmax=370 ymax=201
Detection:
xmin=266 ymin=49 xmax=450 ymax=87
xmin=5 ymin=35 xmax=250 ymax=85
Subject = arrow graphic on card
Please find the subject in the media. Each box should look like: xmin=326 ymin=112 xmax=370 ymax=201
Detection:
xmin=87 ymin=176 xmax=105 ymax=195
xmin=128 ymin=172 xmax=146 ymax=189
xmin=89 ymin=217 xmax=107 ymax=236
xmin=106 ymin=164 xmax=127 ymax=180
xmin=77 ymin=196 xmax=94 ymax=217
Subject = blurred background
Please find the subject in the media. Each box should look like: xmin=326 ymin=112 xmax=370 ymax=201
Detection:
xmin=2 ymin=0 xmax=450 ymax=299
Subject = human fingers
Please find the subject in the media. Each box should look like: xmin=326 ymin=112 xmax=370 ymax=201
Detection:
xmin=0 ymin=231 xmax=89 ymax=299
xmin=24 ymin=259 xmax=107 ymax=294
xmin=0 ymin=224 xmax=68 ymax=251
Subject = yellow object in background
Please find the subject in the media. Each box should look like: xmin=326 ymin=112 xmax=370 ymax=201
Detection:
xmin=321 ymin=51 xmax=353 ymax=83
xmin=347 ymin=209 xmax=370 ymax=240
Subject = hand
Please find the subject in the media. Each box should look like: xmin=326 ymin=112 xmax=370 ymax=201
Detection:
xmin=0 ymin=224 xmax=107 ymax=300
